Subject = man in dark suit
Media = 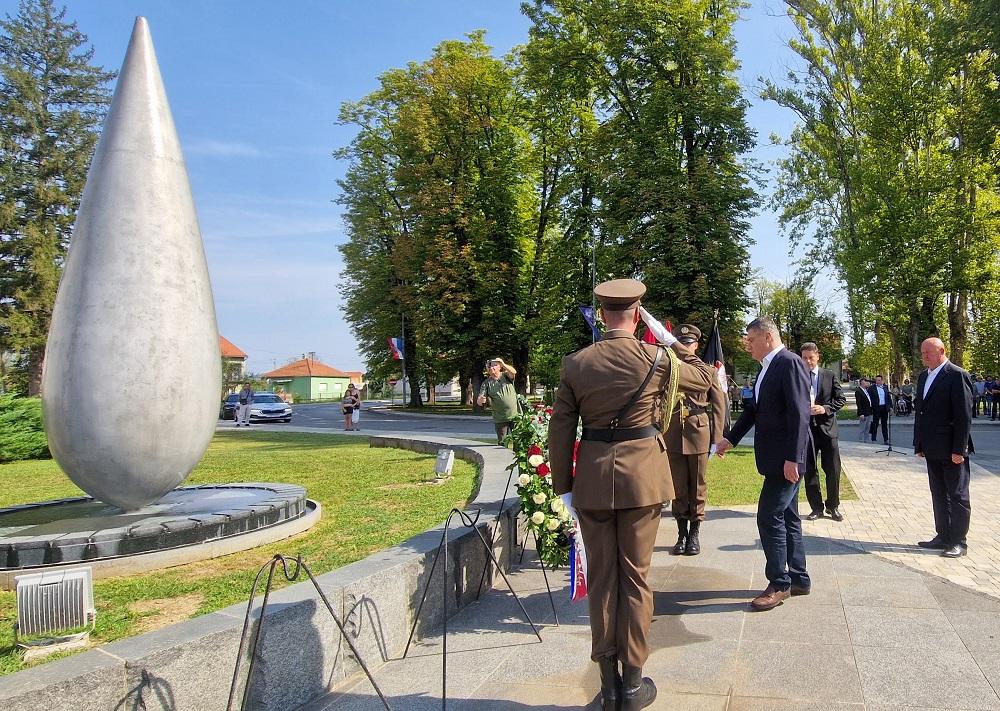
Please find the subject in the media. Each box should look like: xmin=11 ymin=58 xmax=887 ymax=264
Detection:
xmin=854 ymin=377 xmax=873 ymax=443
xmin=549 ymin=279 xmax=713 ymax=710
xmin=868 ymin=375 xmax=892 ymax=443
xmin=800 ymin=343 xmax=847 ymax=521
xmin=913 ymin=337 xmax=975 ymax=558
xmin=716 ymin=317 xmax=812 ymax=611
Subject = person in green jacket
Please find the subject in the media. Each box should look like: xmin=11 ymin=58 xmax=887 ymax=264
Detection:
xmin=477 ymin=357 xmax=518 ymax=443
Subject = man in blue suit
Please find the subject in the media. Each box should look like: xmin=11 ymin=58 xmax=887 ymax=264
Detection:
xmin=913 ymin=337 xmax=975 ymax=558
xmin=716 ymin=317 xmax=812 ymax=611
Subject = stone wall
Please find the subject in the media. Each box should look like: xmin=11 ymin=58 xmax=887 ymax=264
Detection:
xmin=0 ymin=437 xmax=517 ymax=711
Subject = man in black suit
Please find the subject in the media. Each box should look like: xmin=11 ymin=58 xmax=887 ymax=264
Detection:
xmin=716 ymin=317 xmax=811 ymax=611
xmin=868 ymin=375 xmax=892 ymax=443
xmin=913 ymin=337 xmax=975 ymax=558
xmin=854 ymin=377 xmax=873 ymax=443
xmin=800 ymin=343 xmax=847 ymax=522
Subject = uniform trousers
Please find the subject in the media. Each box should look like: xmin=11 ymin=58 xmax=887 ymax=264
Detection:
xmin=667 ymin=452 xmax=708 ymax=521
xmin=926 ymin=456 xmax=971 ymax=547
xmin=577 ymin=504 xmax=662 ymax=667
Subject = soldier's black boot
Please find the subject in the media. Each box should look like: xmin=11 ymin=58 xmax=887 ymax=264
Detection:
xmin=685 ymin=520 xmax=701 ymax=555
xmin=597 ymin=655 xmax=622 ymax=711
xmin=671 ymin=519 xmax=688 ymax=555
xmin=622 ymin=664 xmax=657 ymax=710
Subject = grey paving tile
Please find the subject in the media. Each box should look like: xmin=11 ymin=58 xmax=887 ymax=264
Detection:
xmin=650 ymin=598 xmax=747 ymax=643
xmin=972 ymin=648 xmax=1000 ymax=699
xmin=837 ymin=575 xmax=939 ymax=608
xmin=728 ymin=699 xmax=864 ymax=710
xmin=742 ymin=603 xmax=850 ymax=645
xmin=454 ymin=680 xmax=597 ymax=710
xmin=925 ymin=580 xmax=1000 ymax=612
xmin=946 ymin=610 xmax=1000 ymax=651
xmin=844 ymin=606 xmax=966 ymax=650
xmin=854 ymin=645 xmax=1000 ymax=709
xmin=731 ymin=641 xmax=862 ymax=703
xmin=831 ymin=551 xmax=925 ymax=579
xmin=643 ymin=640 xmax=740 ymax=696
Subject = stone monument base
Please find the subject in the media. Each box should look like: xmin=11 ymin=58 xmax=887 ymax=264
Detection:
xmin=0 ymin=483 xmax=318 ymax=589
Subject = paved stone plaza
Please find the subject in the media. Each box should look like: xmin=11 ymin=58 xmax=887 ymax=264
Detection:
xmin=308 ymin=506 xmax=1000 ymax=710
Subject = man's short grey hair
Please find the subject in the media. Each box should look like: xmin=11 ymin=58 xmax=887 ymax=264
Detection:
xmin=800 ymin=341 xmax=819 ymax=354
xmin=746 ymin=316 xmax=780 ymax=336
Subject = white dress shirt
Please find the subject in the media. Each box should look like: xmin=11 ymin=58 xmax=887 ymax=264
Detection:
xmin=875 ymin=384 xmax=887 ymax=405
xmin=809 ymin=368 xmax=819 ymax=404
xmin=923 ymin=359 xmax=949 ymax=398
xmin=755 ymin=345 xmax=785 ymax=400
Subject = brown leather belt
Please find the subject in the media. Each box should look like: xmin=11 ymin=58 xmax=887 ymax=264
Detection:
xmin=581 ymin=425 xmax=660 ymax=443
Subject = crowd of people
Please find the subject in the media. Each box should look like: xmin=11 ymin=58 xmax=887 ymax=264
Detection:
xmin=541 ymin=277 xmax=977 ymax=711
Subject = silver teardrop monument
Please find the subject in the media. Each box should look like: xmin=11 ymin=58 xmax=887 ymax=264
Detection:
xmin=41 ymin=17 xmax=221 ymax=512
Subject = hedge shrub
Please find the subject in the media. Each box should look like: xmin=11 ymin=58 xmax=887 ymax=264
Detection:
xmin=0 ymin=395 xmax=50 ymax=463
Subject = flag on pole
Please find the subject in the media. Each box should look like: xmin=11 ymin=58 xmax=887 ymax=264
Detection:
xmin=701 ymin=319 xmax=731 ymax=432
xmin=579 ymin=306 xmax=602 ymax=342
xmin=388 ymin=337 xmax=404 ymax=360
xmin=641 ymin=317 xmax=673 ymax=344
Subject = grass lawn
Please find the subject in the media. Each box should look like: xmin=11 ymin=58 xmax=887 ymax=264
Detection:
xmin=0 ymin=431 xmax=479 ymax=676
xmin=706 ymin=446 xmax=857 ymax=506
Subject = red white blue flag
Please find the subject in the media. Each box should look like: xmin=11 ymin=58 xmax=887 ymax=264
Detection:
xmin=388 ymin=337 xmax=403 ymax=360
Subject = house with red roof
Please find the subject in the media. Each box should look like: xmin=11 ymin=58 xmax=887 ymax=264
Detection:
xmin=262 ymin=357 xmax=363 ymax=402
xmin=220 ymin=336 xmax=248 ymax=393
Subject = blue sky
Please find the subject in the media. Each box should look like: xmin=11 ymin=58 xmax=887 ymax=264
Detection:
xmin=7 ymin=0 xmax=833 ymax=373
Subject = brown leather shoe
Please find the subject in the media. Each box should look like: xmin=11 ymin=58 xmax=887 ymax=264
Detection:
xmin=750 ymin=585 xmax=790 ymax=611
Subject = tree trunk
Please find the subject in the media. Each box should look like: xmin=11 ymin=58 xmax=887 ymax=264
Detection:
xmin=459 ymin=366 xmax=473 ymax=406
xmin=514 ymin=344 xmax=529 ymax=395
xmin=947 ymin=290 xmax=969 ymax=367
xmin=425 ymin=378 xmax=436 ymax=405
xmin=27 ymin=347 xmax=44 ymax=396
xmin=471 ymin=370 xmax=485 ymax=413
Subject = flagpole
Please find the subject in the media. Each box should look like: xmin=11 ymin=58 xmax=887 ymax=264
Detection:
xmin=401 ymin=312 xmax=407 ymax=407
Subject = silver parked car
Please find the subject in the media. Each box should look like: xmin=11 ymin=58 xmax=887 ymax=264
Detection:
xmin=246 ymin=392 xmax=293 ymax=423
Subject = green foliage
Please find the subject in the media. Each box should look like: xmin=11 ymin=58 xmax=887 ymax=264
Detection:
xmin=337 ymin=2 xmax=759 ymax=401
xmin=765 ymin=0 xmax=1000 ymax=374
xmin=751 ymin=275 xmax=845 ymax=363
xmin=0 ymin=0 xmax=115 ymax=395
xmin=0 ymin=431 xmax=479 ymax=674
xmin=0 ymin=394 xmax=48 ymax=462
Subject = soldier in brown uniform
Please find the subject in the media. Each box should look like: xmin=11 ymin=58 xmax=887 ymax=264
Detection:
xmin=666 ymin=324 xmax=727 ymax=556
xmin=549 ymin=279 xmax=714 ymax=711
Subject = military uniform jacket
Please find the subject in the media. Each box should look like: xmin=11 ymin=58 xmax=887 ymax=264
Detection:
xmin=548 ymin=330 xmax=714 ymax=509
xmin=663 ymin=379 xmax=727 ymax=455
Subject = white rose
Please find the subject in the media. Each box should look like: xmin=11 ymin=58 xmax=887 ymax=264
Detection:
xmin=532 ymin=493 xmax=547 ymax=505
xmin=559 ymin=508 xmax=571 ymax=522
xmin=531 ymin=511 xmax=545 ymax=525
xmin=550 ymin=498 xmax=564 ymax=513
xmin=527 ymin=454 xmax=545 ymax=468
xmin=517 ymin=473 xmax=531 ymax=486
xmin=545 ymin=517 xmax=561 ymax=531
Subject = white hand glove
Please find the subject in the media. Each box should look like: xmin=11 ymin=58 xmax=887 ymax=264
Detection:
xmin=639 ymin=307 xmax=677 ymax=346
xmin=709 ymin=443 xmax=717 ymax=458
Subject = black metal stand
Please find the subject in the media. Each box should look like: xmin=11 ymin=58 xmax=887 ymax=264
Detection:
xmin=227 ymin=554 xmax=391 ymax=711
xmin=402 ymin=507 xmax=543 ymax=710
xmin=474 ymin=464 xmax=559 ymax=626
xmin=876 ymin=403 xmax=908 ymax=456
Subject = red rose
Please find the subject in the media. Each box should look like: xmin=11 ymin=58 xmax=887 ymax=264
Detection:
xmin=537 ymin=462 xmax=551 ymax=476
xmin=527 ymin=444 xmax=543 ymax=457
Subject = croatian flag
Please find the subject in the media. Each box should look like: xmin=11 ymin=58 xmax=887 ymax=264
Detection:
xmin=388 ymin=337 xmax=404 ymax=360
xmin=569 ymin=525 xmax=588 ymax=602
xmin=701 ymin=320 xmax=730 ymax=432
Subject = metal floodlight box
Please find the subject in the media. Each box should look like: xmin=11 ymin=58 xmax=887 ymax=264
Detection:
xmin=15 ymin=567 xmax=95 ymax=639
xmin=434 ymin=448 xmax=455 ymax=479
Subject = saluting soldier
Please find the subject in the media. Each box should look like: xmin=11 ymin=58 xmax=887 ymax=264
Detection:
xmin=549 ymin=279 xmax=714 ymax=711
xmin=665 ymin=324 xmax=727 ymax=556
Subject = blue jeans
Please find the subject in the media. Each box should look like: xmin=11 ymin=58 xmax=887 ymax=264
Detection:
xmin=757 ymin=475 xmax=810 ymax=591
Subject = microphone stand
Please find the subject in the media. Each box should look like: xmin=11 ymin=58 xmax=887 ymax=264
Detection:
xmin=876 ymin=391 xmax=908 ymax=457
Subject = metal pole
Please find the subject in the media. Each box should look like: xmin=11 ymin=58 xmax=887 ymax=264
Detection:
xmin=402 ymin=312 xmax=407 ymax=407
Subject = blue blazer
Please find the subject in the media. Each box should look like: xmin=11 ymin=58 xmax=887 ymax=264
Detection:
xmin=913 ymin=360 xmax=975 ymax=459
xmin=727 ymin=347 xmax=812 ymax=478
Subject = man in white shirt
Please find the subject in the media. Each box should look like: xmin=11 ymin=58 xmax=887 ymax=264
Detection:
xmin=867 ymin=375 xmax=892 ymax=444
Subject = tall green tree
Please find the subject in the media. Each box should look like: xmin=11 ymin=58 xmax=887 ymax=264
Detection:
xmin=765 ymin=0 xmax=1000 ymax=374
xmin=0 ymin=0 xmax=113 ymax=394
xmin=523 ymin=0 xmax=759 ymax=337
